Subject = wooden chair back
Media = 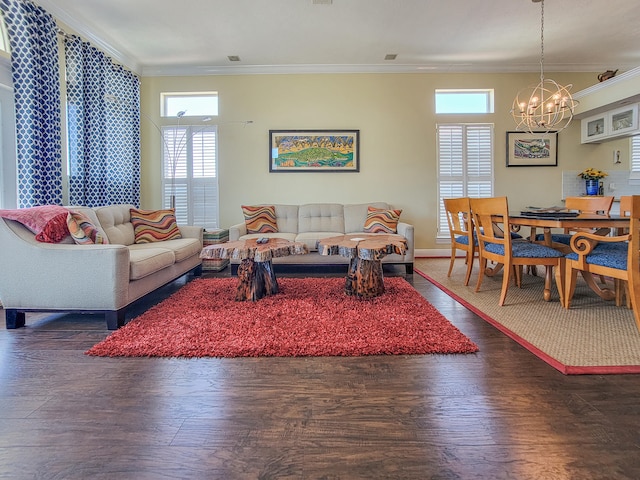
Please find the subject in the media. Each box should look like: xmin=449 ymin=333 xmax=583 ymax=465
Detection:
xmin=563 ymin=196 xmax=615 ymax=236
xmin=564 ymin=196 xmax=614 ymax=215
xmin=617 ymin=195 xmax=632 ymax=234
xmin=443 ymin=197 xmax=475 ymax=285
xmin=619 ymin=195 xmax=633 ymax=217
xmin=626 ymin=196 xmax=640 ymax=331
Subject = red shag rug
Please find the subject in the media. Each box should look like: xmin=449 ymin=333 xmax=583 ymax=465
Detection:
xmin=85 ymin=277 xmax=478 ymax=358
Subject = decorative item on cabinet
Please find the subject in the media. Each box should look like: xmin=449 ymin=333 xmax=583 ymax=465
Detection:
xmin=598 ymin=69 xmax=619 ymax=82
xmin=581 ymin=103 xmax=639 ymax=143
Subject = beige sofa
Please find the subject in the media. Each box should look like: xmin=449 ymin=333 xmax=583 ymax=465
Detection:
xmin=229 ymin=202 xmax=414 ymax=274
xmin=0 ymin=204 xmax=203 ymax=330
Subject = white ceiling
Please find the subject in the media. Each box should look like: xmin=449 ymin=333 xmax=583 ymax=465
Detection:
xmin=35 ymin=0 xmax=640 ymax=77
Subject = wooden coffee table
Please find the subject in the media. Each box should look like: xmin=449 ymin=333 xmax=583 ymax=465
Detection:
xmin=318 ymin=234 xmax=407 ymax=299
xmin=200 ymin=238 xmax=308 ymax=301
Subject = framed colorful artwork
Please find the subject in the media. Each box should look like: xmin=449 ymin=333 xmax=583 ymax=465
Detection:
xmin=506 ymin=131 xmax=558 ymax=167
xmin=269 ymin=130 xmax=360 ymax=172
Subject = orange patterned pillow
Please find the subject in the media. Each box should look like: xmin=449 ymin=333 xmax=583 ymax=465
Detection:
xmin=242 ymin=205 xmax=278 ymax=234
xmin=363 ymin=206 xmax=402 ymax=234
xmin=130 ymin=208 xmax=182 ymax=243
xmin=67 ymin=211 xmax=108 ymax=245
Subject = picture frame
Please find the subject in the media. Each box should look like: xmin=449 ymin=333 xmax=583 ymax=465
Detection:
xmin=269 ymin=129 xmax=360 ymax=172
xmin=506 ymin=131 xmax=558 ymax=167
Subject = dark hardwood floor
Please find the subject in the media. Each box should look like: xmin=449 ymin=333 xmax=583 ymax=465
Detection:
xmin=1 ymin=265 xmax=639 ymax=479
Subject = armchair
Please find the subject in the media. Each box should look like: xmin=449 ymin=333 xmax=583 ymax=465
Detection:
xmin=564 ymin=195 xmax=640 ymax=333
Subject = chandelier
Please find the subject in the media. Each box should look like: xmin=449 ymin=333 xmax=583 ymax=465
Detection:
xmin=511 ymin=0 xmax=577 ymax=133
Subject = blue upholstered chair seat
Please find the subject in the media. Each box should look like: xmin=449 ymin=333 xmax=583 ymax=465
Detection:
xmin=565 ymin=248 xmax=628 ymax=270
xmin=457 ymin=231 xmax=521 ymax=246
xmin=590 ymin=241 xmax=628 ymax=251
xmin=535 ymin=233 xmax=572 ymax=245
xmin=454 ymin=234 xmax=475 ymax=246
xmin=485 ymin=241 xmax=563 ymax=258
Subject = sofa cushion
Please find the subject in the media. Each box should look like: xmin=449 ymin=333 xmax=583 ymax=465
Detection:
xmin=130 ymin=237 xmax=201 ymax=263
xmin=95 ymin=205 xmax=136 ymax=245
xmin=273 ymin=204 xmax=299 ymax=233
xmin=130 ymin=208 xmax=182 ymax=243
xmin=344 ymin=202 xmax=390 ymax=233
xmin=128 ymin=247 xmax=176 ymax=280
xmin=295 ymin=232 xmax=344 ymax=252
xmin=363 ymin=207 xmax=402 ymax=233
xmin=298 ymin=203 xmax=344 ymax=233
xmin=67 ymin=211 xmax=109 ymax=245
xmin=242 ymin=205 xmax=278 ymax=233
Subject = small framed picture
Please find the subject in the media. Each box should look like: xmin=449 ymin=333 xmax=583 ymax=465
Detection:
xmin=506 ymin=131 xmax=558 ymax=167
xmin=269 ymin=130 xmax=360 ymax=172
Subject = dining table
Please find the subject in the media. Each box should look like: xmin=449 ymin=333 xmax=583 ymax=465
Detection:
xmin=508 ymin=210 xmax=630 ymax=301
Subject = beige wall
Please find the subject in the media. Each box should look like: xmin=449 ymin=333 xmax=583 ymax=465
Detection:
xmin=141 ymin=72 xmax=632 ymax=249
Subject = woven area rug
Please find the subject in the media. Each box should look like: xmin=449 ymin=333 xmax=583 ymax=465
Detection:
xmin=86 ymin=277 xmax=478 ymax=358
xmin=416 ymin=258 xmax=640 ymax=375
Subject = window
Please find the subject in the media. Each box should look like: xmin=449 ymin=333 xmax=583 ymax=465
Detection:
xmin=162 ymin=125 xmax=219 ymax=229
xmin=437 ymin=124 xmax=494 ymax=239
xmin=0 ymin=15 xmax=9 ymax=53
xmin=161 ymin=92 xmax=218 ymax=117
xmin=435 ymin=89 xmax=494 ymax=114
xmin=630 ymin=136 xmax=640 ymax=180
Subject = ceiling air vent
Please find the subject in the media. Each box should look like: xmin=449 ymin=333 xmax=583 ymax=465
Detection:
xmin=313 ymin=0 xmax=333 ymax=4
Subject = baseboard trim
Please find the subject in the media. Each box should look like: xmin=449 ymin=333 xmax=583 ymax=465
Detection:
xmin=416 ymin=248 xmax=459 ymax=258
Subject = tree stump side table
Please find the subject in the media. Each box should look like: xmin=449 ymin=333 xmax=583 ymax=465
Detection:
xmin=200 ymin=238 xmax=308 ymax=301
xmin=318 ymin=234 xmax=408 ymax=299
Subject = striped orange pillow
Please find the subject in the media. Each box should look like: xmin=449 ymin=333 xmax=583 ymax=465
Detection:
xmin=363 ymin=206 xmax=402 ymax=234
xmin=67 ymin=211 xmax=109 ymax=245
xmin=130 ymin=208 xmax=182 ymax=243
xmin=242 ymin=205 xmax=278 ymax=234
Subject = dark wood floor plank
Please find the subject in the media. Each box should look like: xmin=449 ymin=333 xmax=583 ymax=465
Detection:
xmin=1 ymin=265 xmax=639 ymax=479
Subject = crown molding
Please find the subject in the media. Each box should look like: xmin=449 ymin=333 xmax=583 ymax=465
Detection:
xmin=573 ymin=66 xmax=640 ymax=99
xmin=141 ymin=62 xmax=640 ymax=78
xmin=573 ymin=66 xmax=640 ymax=118
xmin=34 ymin=0 xmax=141 ymax=75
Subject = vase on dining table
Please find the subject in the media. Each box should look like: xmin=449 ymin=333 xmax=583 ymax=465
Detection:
xmin=585 ymin=179 xmax=599 ymax=196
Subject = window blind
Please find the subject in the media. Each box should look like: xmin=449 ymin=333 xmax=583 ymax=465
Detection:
xmin=630 ymin=136 xmax=640 ymax=180
xmin=162 ymin=125 xmax=219 ymax=228
xmin=437 ymin=124 xmax=494 ymax=238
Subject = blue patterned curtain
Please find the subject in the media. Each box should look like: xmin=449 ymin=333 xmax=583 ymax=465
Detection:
xmin=65 ymin=36 xmax=140 ymax=207
xmin=0 ymin=0 xmax=62 ymax=207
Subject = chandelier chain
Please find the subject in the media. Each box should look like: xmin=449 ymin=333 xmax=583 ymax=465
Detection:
xmin=539 ymin=0 xmax=544 ymax=84
xmin=510 ymin=0 xmax=578 ymax=133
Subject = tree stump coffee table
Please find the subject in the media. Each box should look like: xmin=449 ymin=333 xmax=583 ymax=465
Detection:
xmin=318 ymin=234 xmax=408 ymax=299
xmin=200 ymin=238 xmax=308 ymax=301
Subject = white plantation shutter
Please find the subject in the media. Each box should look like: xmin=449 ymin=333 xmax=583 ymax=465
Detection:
xmin=162 ymin=125 xmax=219 ymax=228
xmin=630 ymin=136 xmax=640 ymax=180
xmin=437 ymin=124 xmax=494 ymax=238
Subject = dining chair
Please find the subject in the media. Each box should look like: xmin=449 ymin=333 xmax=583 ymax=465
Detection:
xmin=564 ymin=195 xmax=640 ymax=333
xmin=443 ymin=197 xmax=476 ymax=286
xmin=535 ymin=196 xmax=614 ymax=248
xmin=617 ymin=195 xmax=632 ymax=234
xmin=615 ymin=196 xmax=633 ymax=305
xmin=470 ymin=197 xmax=565 ymax=306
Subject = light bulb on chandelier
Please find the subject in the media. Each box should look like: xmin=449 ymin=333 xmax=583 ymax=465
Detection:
xmin=510 ymin=0 xmax=578 ymax=133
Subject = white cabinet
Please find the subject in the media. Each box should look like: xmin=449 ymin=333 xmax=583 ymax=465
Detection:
xmin=581 ymin=103 xmax=639 ymax=143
